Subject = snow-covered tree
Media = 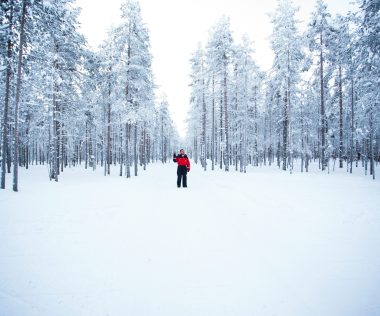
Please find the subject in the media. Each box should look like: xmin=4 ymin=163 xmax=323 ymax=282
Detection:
xmin=306 ymin=0 xmax=334 ymax=171
xmin=270 ymin=0 xmax=304 ymax=171
xmin=355 ymin=0 xmax=380 ymax=179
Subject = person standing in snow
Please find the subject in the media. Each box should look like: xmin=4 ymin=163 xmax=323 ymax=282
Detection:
xmin=173 ymin=149 xmax=190 ymax=188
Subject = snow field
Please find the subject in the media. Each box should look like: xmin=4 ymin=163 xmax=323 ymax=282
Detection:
xmin=1 ymin=162 xmax=380 ymax=316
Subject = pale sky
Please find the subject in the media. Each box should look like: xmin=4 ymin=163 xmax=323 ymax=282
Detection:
xmin=75 ymin=0 xmax=356 ymax=138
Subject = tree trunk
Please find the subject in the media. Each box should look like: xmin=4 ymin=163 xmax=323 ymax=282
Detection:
xmin=350 ymin=77 xmax=355 ymax=173
xmin=142 ymin=126 xmax=146 ymax=171
xmin=254 ymin=86 xmax=259 ymax=167
xmin=201 ymin=76 xmax=207 ymax=171
xmin=24 ymin=110 xmax=30 ymax=170
xmin=60 ymin=122 xmax=64 ymax=172
xmin=338 ymin=63 xmax=344 ymax=168
xmin=85 ymin=120 xmax=88 ymax=169
xmin=282 ymin=90 xmax=288 ymax=171
xmin=51 ymin=88 xmax=59 ymax=182
xmin=301 ymin=101 xmax=305 ymax=173
xmin=161 ymin=117 xmax=164 ymax=162
xmin=268 ymin=94 xmax=273 ymax=167
xmin=119 ymin=121 xmax=123 ymax=176
xmin=320 ymin=31 xmax=327 ymax=171
xmin=211 ymin=74 xmax=215 ymax=171
xmin=287 ymin=51 xmax=293 ymax=174
xmin=243 ymin=70 xmax=248 ymax=173
xmin=107 ymin=75 xmax=111 ymax=175
xmin=1 ymin=0 xmax=13 ymax=189
xmin=224 ymin=60 xmax=229 ymax=172
xmin=369 ymin=108 xmax=375 ymax=180
xmin=125 ymin=123 xmax=130 ymax=178
xmin=219 ymin=89 xmax=223 ymax=170
xmin=134 ymin=123 xmax=138 ymax=176
xmin=13 ymin=0 xmax=27 ymax=191
xmin=50 ymin=40 xmax=60 ymax=182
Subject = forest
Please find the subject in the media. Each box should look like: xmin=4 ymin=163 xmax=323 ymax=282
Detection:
xmin=1 ymin=0 xmax=379 ymax=192
xmin=1 ymin=0 xmax=179 ymax=192
xmin=187 ymin=0 xmax=380 ymax=177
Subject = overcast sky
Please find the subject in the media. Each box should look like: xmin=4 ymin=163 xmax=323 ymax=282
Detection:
xmin=75 ymin=0 xmax=357 ymax=138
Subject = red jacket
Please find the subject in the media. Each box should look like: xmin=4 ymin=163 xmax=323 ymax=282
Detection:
xmin=173 ymin=154 xmax=190 ymax=171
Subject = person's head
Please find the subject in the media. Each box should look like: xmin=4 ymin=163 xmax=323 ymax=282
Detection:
xmin=180 ymin=149 xmax=185 ymax=155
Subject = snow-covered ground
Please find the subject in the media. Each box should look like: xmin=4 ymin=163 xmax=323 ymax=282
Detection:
xmin=1 ymin=162 xmax=380 ymax=316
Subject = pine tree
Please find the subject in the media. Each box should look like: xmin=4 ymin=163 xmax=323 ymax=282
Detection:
xmin=189 ymin=45 xmax=207 ymax=170
xmin=307 ymin=0 xmax=334 ymax=171
xmin=270 ymin=0 xmax=304 ymax=171
xmin=356 ymin=0 xmax=380 ymax=179
xmin=12 ymin=0 xmax=27 ymax=191
xmin=207 ymin=17 xmax=234 ymax=171
xmin=1 ymin=0 xmax=15 ymax=189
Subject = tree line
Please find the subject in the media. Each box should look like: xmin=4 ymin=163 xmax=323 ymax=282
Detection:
xmin=0 ymin=0 xmax=179 ymax=191
xmin=187 ymin=0 xmax=379 ymax=179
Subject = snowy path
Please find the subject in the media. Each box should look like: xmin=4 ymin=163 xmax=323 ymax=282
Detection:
xmin=1 ymin=163 xmax=380 ymax=316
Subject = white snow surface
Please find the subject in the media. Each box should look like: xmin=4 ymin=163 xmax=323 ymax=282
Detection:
xmin=1 ymin=162 xmax=380 ymax=316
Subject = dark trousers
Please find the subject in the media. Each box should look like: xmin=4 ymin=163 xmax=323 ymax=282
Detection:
xmin=177 ymin=166 xmax=187 ymax=187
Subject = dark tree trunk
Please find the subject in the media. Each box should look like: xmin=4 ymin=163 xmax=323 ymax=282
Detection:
xmin=142 ymin=126 xmax=146 ymax=171
xmin=13 ymin=0 xmax=27 ymax=191
xmin=25 ymin=110 xmax=30 ymax=169
xmin=1 ymin=0 xmax=13 ymax=189
xmin=125 ymin=123 xmax=130 ymax=178
xmin=134 ymin=123 xmax=138 ymax=177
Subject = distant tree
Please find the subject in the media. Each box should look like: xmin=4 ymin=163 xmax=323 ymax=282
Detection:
xmin=189 ymin=44 xmax=207 ymax=170
xmin=207 ymin=17 xmax=234 ymax=171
